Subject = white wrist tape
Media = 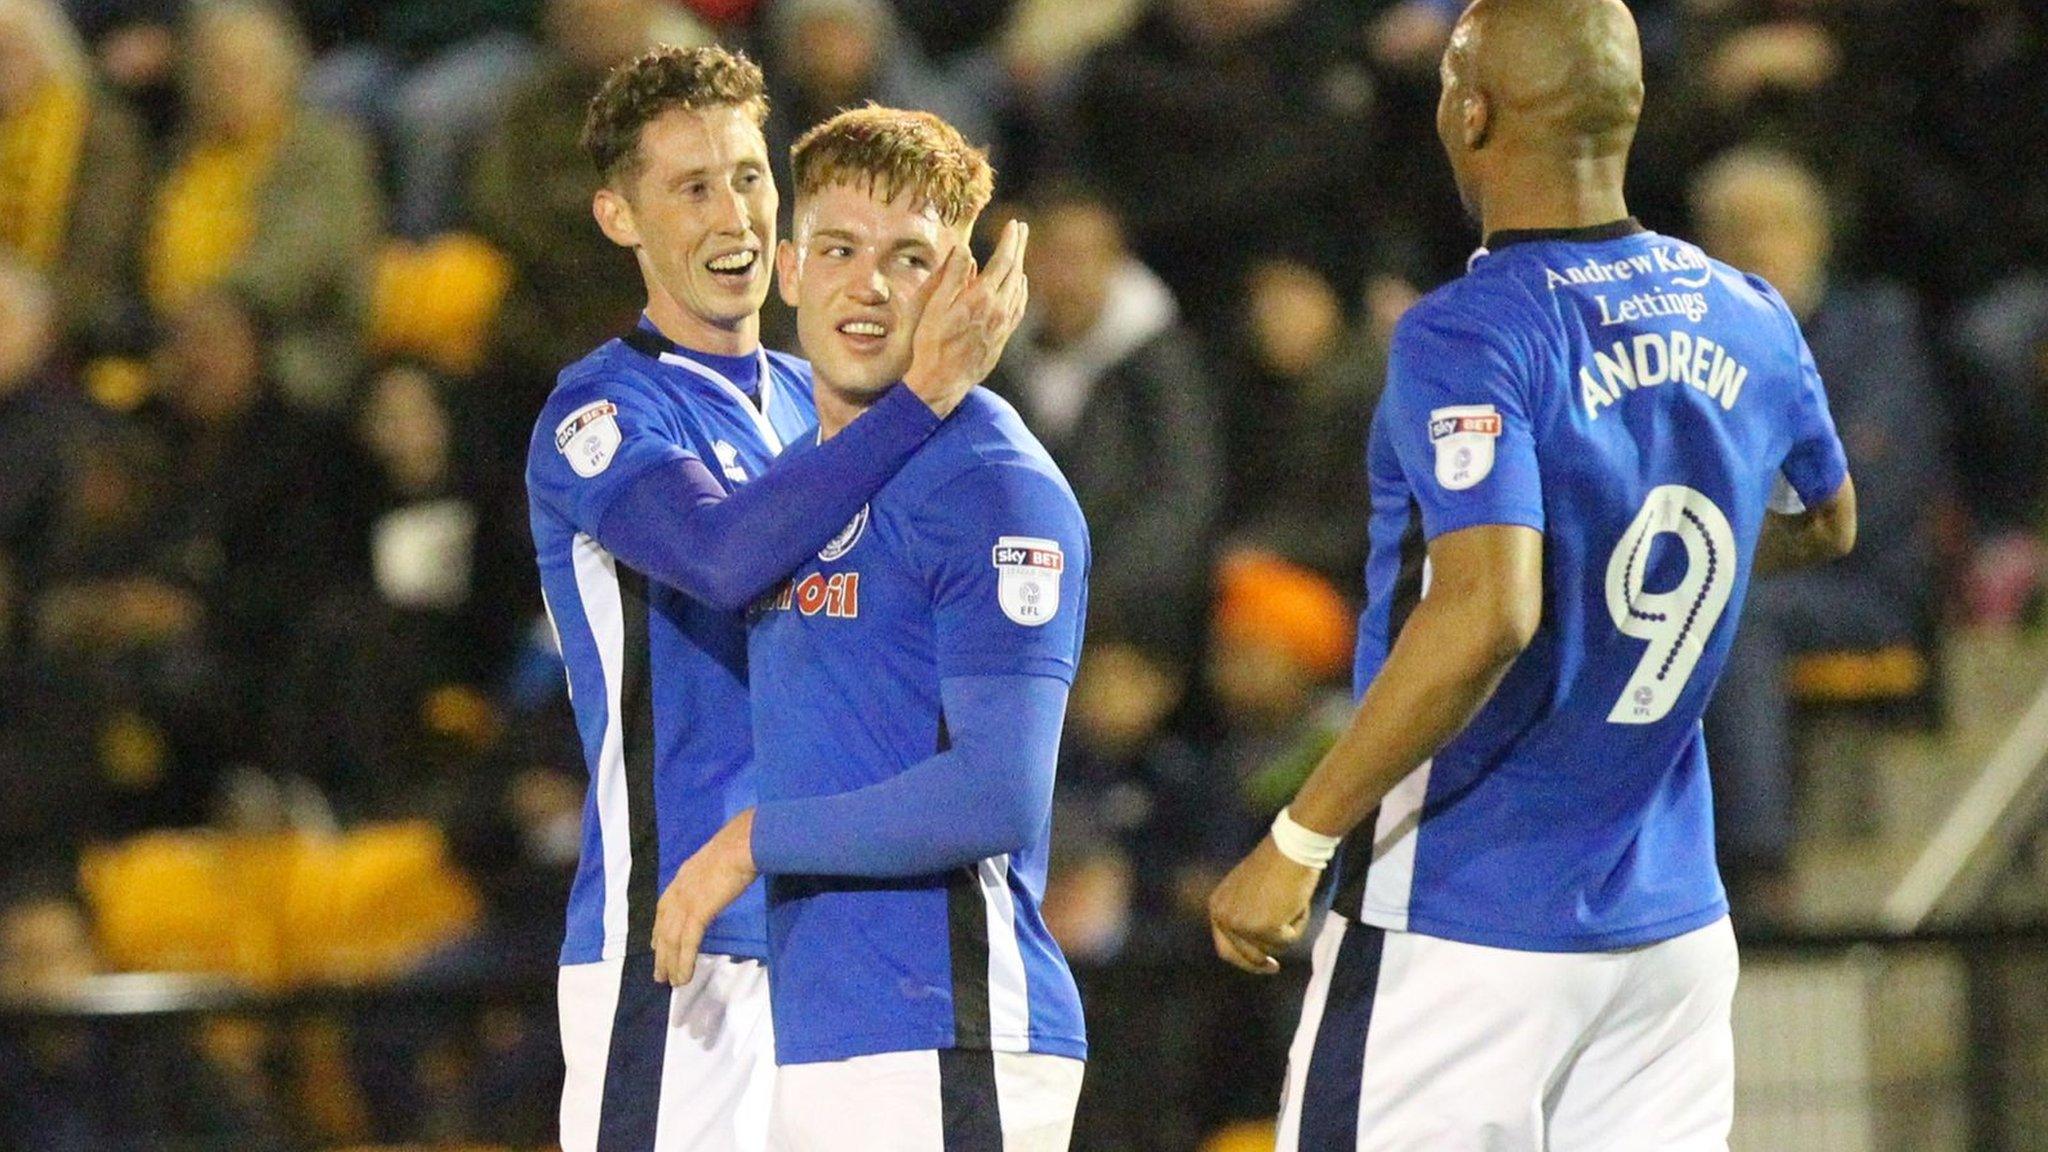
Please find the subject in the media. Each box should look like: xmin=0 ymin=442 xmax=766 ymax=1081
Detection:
xmin=1270 ymin=807 xmax=1341 ymax=870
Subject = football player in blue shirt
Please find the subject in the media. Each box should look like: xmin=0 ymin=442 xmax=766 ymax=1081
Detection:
xmin=653 ymin=107 xmax=1090 ymax=1151
xmin=1208 ymin=1 xmax=1858 ymax=1148
xmin=525 ymin=48 xmax=1027 ymax=1152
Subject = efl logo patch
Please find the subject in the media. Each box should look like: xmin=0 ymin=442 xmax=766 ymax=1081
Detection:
xmin=1429 ymin=404 xmax=1501 ymax=491
xmin=555 ymin=400 xmax=621 ymax=478
xmin=992 ymin=536 xmax=1064 ymax=627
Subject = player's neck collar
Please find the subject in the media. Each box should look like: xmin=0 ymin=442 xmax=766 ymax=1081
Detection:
xmin=622 ymin=320 xmax=763 ymax=391
xmin=1483 ymin=217 xmax=1645 ymax=251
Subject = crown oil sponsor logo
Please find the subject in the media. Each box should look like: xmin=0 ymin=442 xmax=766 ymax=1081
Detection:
xmin=761 ymin=572 xmax=861 ymax=618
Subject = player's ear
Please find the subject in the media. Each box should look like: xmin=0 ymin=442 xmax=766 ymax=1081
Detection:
xmin=594 ymin=186 xmax=641 ymax=249
xmin=1462 ymin=88 xmax=1492 ymax=151
xmin=775 ymin=238 xmax=801 ymax=307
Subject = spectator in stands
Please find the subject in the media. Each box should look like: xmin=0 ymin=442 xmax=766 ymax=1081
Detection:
xmin=1632 ymin=1 xmax=2008 ymax=299
xmin=1042 ymin=799 xmax=1134 ymax=965
xmin=1693 ymin=147 xmax=1954 ymax=918
xmin=1877 ymin=0 xmax=2048 ymax=614
xmin=0 ymin=0 xmax=148 ymax=352
xmin=992 ymin=186 xmax=1227 ymax=956
xmin=1069 ymin=0 xmax=1383 ymax=327
xmin=466 ymin=0 xmax=665 ymax=390
xmin=1825 ymin=0 xmax=2047 ymax=299
xmin=1633 ymin=5 xmax=2046 ymax=552
xmin=1057 ymin=640 xmax=1229 ymax=947
xmin=1204 ymin=549 xmax=1354 ymax=867
xmin=0 ymin=261 xmax=116 ymax=865
xmin=0 ymin=260 xmax=85 ymax=625
xmin=31 ymin=294 xmax=373 ymax=833
xmin=761 ymin=0 xmax=1004 ymax=190
xmin=57 ymin=0 xmax=181 ymax=139
xmin=144 ymin=0 xmax=380 ymax=411
xmin=145 ymin=289 xmax=376 ymax=752
xmin=0 ymin=880 xmax=293 ymax=1152
xmin=1365 ymin=0 xmax=1461 ymax=75
xmin=1949 ymin=274 xmax=2048 ymax=626
xmin=302 ymin=0 xmax=542 ymax=239
xmin=1221 ymin=257 xmax=1388 ymax=585
xmin=0 ymin=649 xmax=105 ymax=875
xmin=986 ymin=182 xmax=1220 ymax=659
xmin=268 ymin=362 xmax=522 ymax=820
xmin=29 ymin=401 xmax=233 ymax=830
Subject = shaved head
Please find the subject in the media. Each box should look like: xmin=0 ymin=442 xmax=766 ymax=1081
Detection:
xmin=1437 ymin=0 xmax=1643 ymax=228
xmin=1450 ymin=0 xmax=1641 ymax=153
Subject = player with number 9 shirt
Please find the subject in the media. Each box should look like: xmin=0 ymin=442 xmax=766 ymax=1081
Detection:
xmin=1207 ymin=0 xmax=1857 ymax=1148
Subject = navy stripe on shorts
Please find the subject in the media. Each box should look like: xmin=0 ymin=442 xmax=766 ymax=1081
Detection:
xmin=595 ymin=951 xmax=669 ymax=1150
xmin=1300 ymin=921 xmax=1389 ymax=1150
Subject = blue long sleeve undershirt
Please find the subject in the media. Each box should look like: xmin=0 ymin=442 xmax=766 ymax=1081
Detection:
xmin=592 ymin=385 xmax=939 ymax=612
xmin=750 ymin=674 xmax=1069 ymax=877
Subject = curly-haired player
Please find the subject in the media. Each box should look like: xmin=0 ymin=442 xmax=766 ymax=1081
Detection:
xmin=529 ymin=46 xmax=1026 ymax=1152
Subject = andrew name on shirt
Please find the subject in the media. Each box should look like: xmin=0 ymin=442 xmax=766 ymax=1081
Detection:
xmin=1554 ymin=245 xmax=1752 ymax=421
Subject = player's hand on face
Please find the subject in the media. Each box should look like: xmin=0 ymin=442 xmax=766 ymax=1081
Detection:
xmin=1207 ymin=836 xmax=1320 ymax=975
xmin=651 ymin=810 xmax=759 ymax=986
xmin=902 ymin=219 xmax=1030 ymax=418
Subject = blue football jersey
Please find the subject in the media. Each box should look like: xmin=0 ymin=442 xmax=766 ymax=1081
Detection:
xmin=1334 ymin=222 xmax=1848 ymax=952
xmin=747 ymin=390 xmax=1090 ymax=1065
xmin=527 ymin=321 xmax=817 ymax=965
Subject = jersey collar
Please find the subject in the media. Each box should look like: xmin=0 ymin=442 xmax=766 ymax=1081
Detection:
xmin=620 ymin=322 xmax=785 ymax=454
xmin=1482 ymin=217 xmax=1646 ymax=252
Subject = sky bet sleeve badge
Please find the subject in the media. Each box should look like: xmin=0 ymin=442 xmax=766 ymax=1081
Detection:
xmin=555 ymin=400 xmax=621 ymax=479
xmin=1429 ymin=404 xmax=1502 ymax=491
xmin=992 ymin=536 xmax=1064 ymax=627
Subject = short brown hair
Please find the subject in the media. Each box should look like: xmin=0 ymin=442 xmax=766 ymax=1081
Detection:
xmin=790 ymin=106 xmax=993 ymax=228
xmin=580 ymin=44 xmax=769 ymax=185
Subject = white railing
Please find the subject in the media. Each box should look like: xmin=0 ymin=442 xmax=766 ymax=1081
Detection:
xmin=1883 ymin=669 xmax=2048 ymax=930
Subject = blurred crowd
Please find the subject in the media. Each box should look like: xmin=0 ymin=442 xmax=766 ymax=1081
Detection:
xmin=2 ymin=0 xmax=2045 ymax=1147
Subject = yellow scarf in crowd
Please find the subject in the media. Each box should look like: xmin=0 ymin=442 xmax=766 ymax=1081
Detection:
xmin=146 ymin=124 xmax=284 ymax=310
xmin=0 ymin=79 xmax=90 ymax=272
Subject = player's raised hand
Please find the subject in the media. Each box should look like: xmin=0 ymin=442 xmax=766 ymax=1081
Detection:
xmin=902 ymin=219 xmax=1030 ymax=417
xmin=1207 ymin=837 xmax=1320 ymax=975
xmin=651 ymin=810 xmax=759 ymax=987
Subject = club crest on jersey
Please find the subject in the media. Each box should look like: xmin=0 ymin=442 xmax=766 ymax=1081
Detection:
xmin=1429 ymin=404 xmax=1501 ymax=491
xmin=819 ymin=504 xmax=869 ymax=561
xmin=992 ymin=536 xmax=1063 ymax=627
xmin=555 ymin=400 xmax=621 ymax=478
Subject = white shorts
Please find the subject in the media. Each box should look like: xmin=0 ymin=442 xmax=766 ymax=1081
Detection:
xmin=1277 ymin=915 xmax=1737 ymax=1152
xmin=559 ymin=951 xmax=776 ymax=1152
xmin=768 ymin=1048 xmax=1085 ymax=1152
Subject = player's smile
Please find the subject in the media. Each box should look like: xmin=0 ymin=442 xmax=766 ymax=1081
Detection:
xmin=703 ymin=246 xmax=763 ymax=289
xmin=833 ymin=313 xmax=892 ymax=354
